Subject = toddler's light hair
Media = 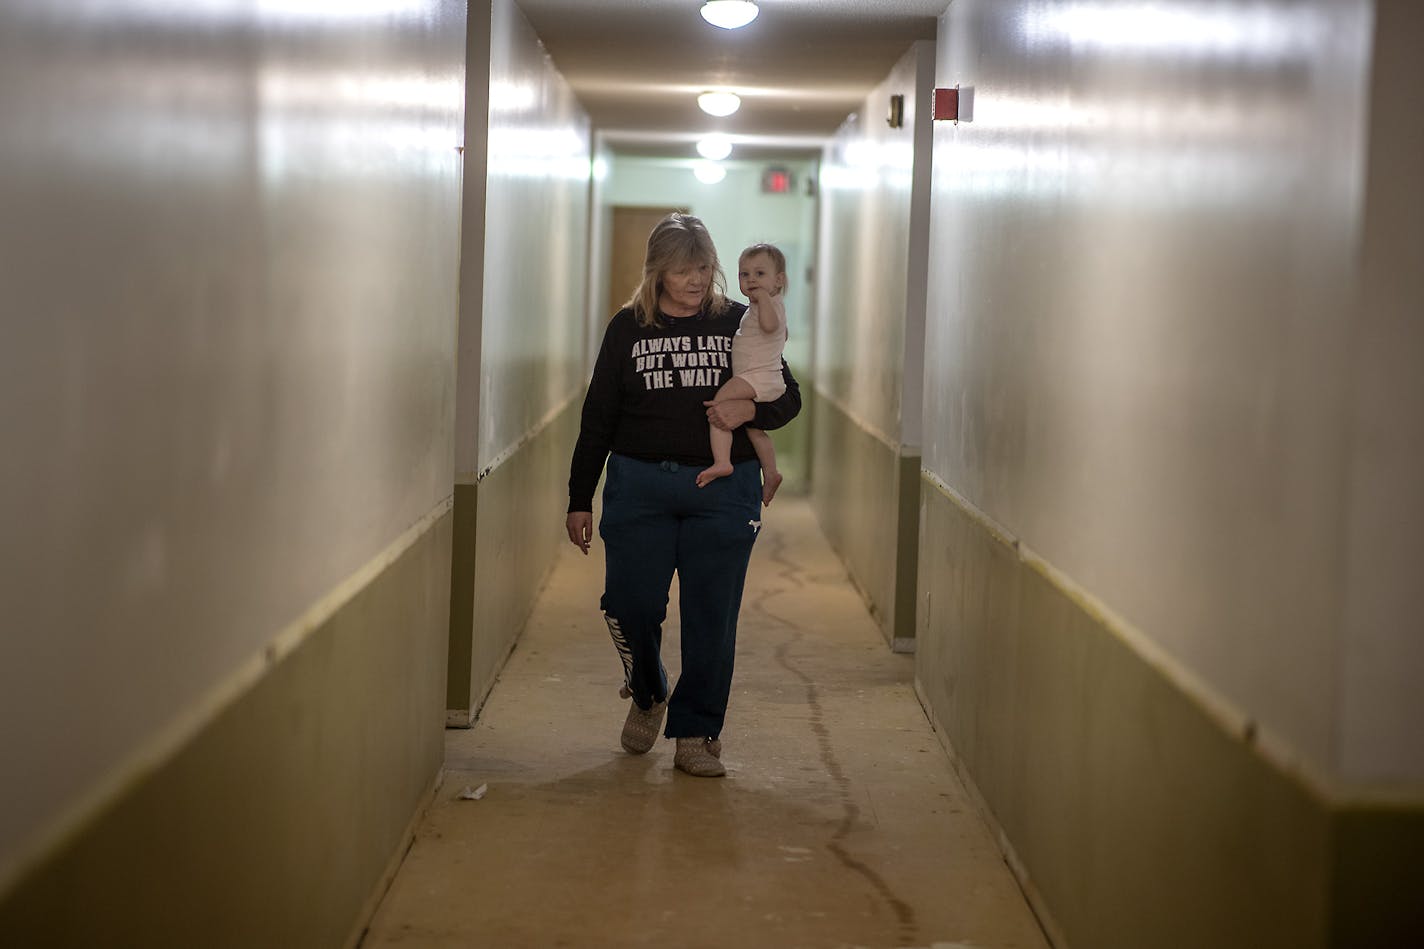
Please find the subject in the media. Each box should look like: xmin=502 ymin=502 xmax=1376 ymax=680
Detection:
xmin=739 ymin=243 xmax=788 ymax=296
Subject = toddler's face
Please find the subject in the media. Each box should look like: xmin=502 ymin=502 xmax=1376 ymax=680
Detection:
xmin=738 ymin=253 xmax=784 ymax=298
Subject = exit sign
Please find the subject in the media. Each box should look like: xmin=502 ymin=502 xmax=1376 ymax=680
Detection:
xmin=761 ymin=166 xmax=794 ymax=194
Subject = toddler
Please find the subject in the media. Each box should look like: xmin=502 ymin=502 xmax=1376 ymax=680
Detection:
xmin=696 ymin=243 xmax=788 ymax=505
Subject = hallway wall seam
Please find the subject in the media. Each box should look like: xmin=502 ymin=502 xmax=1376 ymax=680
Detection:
xmin=445 ymin=401 xmax=579 ymax=726
xmin=810 ymin=390 xmax=919 ymax=652
xmin=456 ymin=391 xmax=581 ymax=485
xmin=0 ymin=495 xmax=455 ymax=898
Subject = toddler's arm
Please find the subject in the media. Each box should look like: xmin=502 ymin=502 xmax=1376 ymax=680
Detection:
xmin=750 ymin=288 xmax=784 ymax=335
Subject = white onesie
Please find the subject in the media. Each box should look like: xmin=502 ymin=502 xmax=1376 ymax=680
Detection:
xmin=731 ymin=296 xmax=788 ymax=402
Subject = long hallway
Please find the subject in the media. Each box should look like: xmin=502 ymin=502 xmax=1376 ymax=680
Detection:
xmin=362 ymin=499 xmax=1048 ymax=949
xmin=6 ymin=2 xmax=1422 ymax=945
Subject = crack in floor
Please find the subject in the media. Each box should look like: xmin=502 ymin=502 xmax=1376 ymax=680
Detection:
xmin=753 ymin=524 xmax=920 ymax=946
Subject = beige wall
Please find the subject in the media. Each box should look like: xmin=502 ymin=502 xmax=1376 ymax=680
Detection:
xmin=918 ymin=0 xmax=1423 ymax=943
xmin=812 ymin=42 xmax=934 ymax=649
xmin=921 ymin=0 xmax=1408 ymax=793
xmin=466 ymin=0 xmax=589 ymax=477
xmin=815 ymin=42 xmax=933 ymax=450
xmin=0 ymin=0 xmax=465 ymax=900
xmin=447 ymin=0 xmax=590 ymax=720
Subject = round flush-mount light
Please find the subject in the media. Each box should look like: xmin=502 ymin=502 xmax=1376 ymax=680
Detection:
xmin=700 ymin=1 xmax=759 ymax=30
xmin=696 ymin=134 xmax=733 ymax=160
xmin=697 ymin=91 xmax=741 ymax=116
xmin=693 ymin=161 xmax=728 ymax=184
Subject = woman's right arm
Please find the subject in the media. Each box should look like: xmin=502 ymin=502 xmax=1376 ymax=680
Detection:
xmin=752 ymin=360 xmax=800 ymax=430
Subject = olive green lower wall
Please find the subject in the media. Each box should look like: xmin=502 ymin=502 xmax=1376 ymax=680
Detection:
xmin=809 ymin=388 xmax=919 ymax=651
xmin=0 ymin=505 xmax=453 ymax=948
xmin=447 ymin=401 xmax=579 ymax=724
xmin=916 ymin=476 xmax=1424 ymax=949
xmin=767 ymin=362 xmax=810 ymax=496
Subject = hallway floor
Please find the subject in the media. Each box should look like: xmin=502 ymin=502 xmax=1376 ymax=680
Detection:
xmin=361 ymin=498 xmax=1049 ymax=949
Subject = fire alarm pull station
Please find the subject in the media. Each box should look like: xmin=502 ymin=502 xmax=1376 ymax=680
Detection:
xmin=933 ymin=86 xmax=959 ymax=123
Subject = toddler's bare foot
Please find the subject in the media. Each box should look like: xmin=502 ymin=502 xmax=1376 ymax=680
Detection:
xmin=762 ymin=470 xmax=783 ymax=506
xmin=696 ymin=462 xmax=734 ymax=487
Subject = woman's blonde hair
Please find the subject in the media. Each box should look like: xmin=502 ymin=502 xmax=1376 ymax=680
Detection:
xmin=625 ymin=213 xmax=728 ymax=328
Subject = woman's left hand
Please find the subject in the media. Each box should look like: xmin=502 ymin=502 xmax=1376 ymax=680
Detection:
xmin=705 ymin=398 xmax=755 ymax=431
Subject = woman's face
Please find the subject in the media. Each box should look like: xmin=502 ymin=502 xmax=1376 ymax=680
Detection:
xmin=658 ymin=259 xmax=711 ymax=317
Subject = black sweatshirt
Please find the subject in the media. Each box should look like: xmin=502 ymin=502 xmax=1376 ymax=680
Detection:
xmin=567 ymin=302 xmax=801 ymax=513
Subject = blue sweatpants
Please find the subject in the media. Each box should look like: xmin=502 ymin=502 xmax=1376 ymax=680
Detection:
xmin=599 ymin=452 xmax=763 ymax=739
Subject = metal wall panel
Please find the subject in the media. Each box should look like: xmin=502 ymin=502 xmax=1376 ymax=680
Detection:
xmin=473 ymin=0 xmax=590 ymax=472
xmin=811 ymin=43 xmax=933 ymax=649
xmin=445 ymin=0 xmax=590 ymax=721
xmin=922 ymin=0 xmax=1375 ymax=783
xmin=0 ymin=0 xmax=465 ymax=885
xmin=816 ymin=44 xmax=932 ymax=447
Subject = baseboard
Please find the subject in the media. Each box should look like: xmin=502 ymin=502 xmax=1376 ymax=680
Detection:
xmin=343 ymin=768 xmax=446 ymax=949
xmin=447 ymin=402 xmax=577 ymax=718
xmin=810 ymin=387 xmax=919 ymax=650
xmin=914 ymin=678 xmax=1069 ymax=949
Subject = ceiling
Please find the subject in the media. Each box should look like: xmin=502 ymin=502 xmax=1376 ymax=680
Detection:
xmin=515 ymin=0 xmax=944 ymax=159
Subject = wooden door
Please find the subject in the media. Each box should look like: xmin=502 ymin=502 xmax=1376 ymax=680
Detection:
xmin=608 ymin=206 xmax=683 ymax=319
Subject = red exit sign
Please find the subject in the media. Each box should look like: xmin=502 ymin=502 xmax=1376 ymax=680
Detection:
xmin=761 ymin=166 xmax=794 ymax=194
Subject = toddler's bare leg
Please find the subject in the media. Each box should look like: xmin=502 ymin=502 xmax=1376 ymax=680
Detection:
xmin=696 ymin=426 xmax=735 ymax=487
xmin=747 ymin=427 xmax=783 ymax=506
xmin=696 ymin=377 xmax=758 ymax=488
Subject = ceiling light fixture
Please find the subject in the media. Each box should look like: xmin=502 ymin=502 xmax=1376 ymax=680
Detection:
xmin=696 ymin=134 xmax=733 ymax=160
xmin=700 ymin=1 xmax=759 ymax=30
xmin=693 ymin=161 xmax=728 ymax=184
xmin=697 ymin=91 xmax=741 ymax=116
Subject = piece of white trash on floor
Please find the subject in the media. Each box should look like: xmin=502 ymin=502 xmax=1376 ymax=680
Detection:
xmin=458 ymin=783 xmax=488 ymax=800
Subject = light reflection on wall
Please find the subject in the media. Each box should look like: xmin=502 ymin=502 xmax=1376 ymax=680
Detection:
xmin=924 ymin=0 xmax=1374 ymax=777
xmin=3 ymin=3 xmax=464 ymax=184
xmin=816 ymin=49 xmax=926 ymax=448
xmin=474 ymin=0 xmax=591 ymax=469
xmin=821 ymin=137 xmax=915 ymax=201
xmin=489 ymin=78 xmax=540 ymax=112
xmin=485 ymin=127 xmax=591 ymax=180
xmin=0 ymin=0 xmax=467 ymax=896
xmin=945 ymin=0 xmax=1365 ymax=210
xmin=953 ymin=91 xmax=1305 ymax=205
xmin=10 ymin=0 xmax=435 ymax=30
xmin=257 ymin=69 xmax=464 ymax=181
xmin=258 ymin=0 xmax=432 ymax=20
xmin=1021 ymin=1 xmax=1331 ymax=59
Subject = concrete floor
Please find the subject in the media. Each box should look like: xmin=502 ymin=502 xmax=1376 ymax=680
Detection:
xmin=361 ymin=498 xmax=1050 ymax=949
